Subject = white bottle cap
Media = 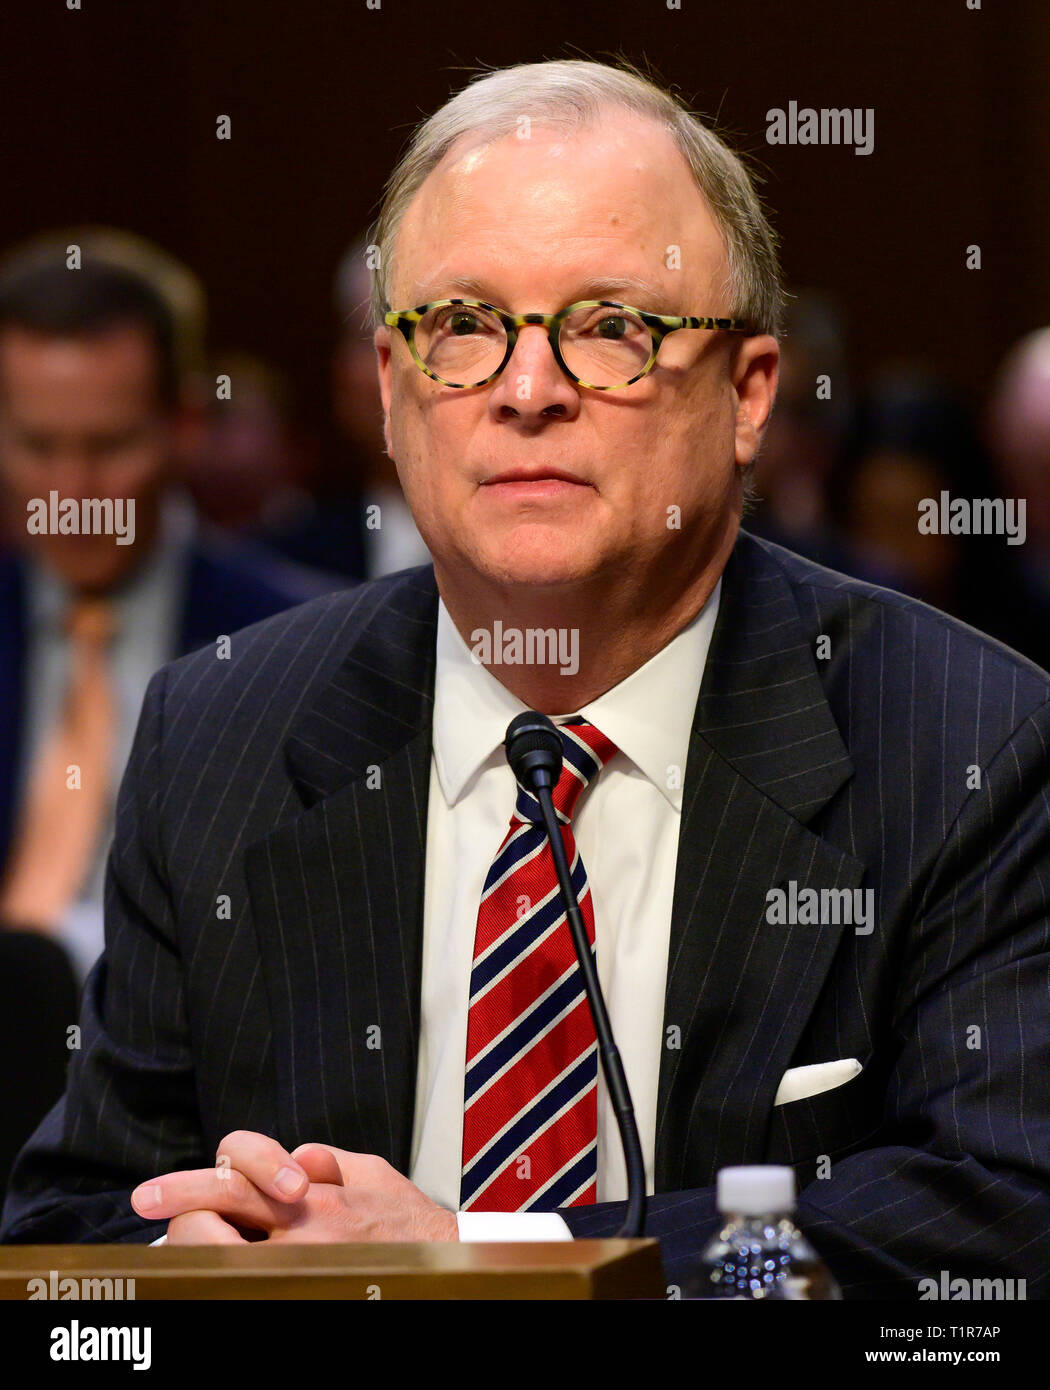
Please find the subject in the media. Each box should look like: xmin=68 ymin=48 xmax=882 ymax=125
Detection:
xmin=717 ymin=1165 xmax=796 ymax=1215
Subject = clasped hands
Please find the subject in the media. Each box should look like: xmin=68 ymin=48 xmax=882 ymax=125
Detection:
xmin=130 ymin=1130 xmax=459 ymax=1244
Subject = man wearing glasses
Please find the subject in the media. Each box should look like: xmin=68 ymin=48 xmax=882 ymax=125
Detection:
xmin=5 ymin=59 xmax=1050 ymax=1300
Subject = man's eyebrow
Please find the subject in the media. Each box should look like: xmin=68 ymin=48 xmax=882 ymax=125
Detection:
xmin=411 ymin=273 xmax=679 ymax=312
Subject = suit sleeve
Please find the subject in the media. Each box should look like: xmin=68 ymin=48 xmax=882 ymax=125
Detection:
xmin=0 ymin=666 xmax=206 ymax=1244
xmin=562 ymin=700 xmax=1050 ymax=1299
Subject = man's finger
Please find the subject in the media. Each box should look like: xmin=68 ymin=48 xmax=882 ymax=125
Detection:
xmin=290 ymin=1143 xmax=346 ymax=1186
xmin=166 ymin=1209 xmax=249 ymax=1245
xmin=130 ymin=1165 xmax=293 ymax=1230
xmin=290 ymin=1146 xmax=394 ymax=1188
xmin=214 ymin=1128 xmax=309 ymax=1201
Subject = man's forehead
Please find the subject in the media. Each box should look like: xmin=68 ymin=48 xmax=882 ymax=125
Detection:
xmin=407 ymin=269 xmax=684 ymax=315
xmin=0 ymin=323 xmax=156 ymax=374
xmin=0 ymin=325 xmax=160 ymax=421
xmin=405 ymin=114 xmax=710 ymax=229
xmin=436 ymin=106 xmax=683 ymax=172
xmin=392 ymin=115 xmax=728 ymax=306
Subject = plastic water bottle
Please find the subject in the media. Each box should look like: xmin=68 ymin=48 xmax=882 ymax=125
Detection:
xmin=685 ymin=1165 xmax=842 ymax=1300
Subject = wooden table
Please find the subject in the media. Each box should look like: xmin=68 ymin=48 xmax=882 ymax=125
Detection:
xmin=0 ymin=1239 xmax=665 ymax=1300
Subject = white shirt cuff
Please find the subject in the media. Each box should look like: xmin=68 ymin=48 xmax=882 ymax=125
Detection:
xmin=149 ymin=1234 xmax=167 ymax=1246
xmin=456 ymin=1211 xmax=573 ymax=1241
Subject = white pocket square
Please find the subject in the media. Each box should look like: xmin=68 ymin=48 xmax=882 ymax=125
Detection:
xmin=774 ymin=1058 xmax=862 ymax=1106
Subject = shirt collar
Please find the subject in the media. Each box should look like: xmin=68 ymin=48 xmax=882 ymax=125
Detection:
xmin=432 ymin=579 xmax=721 ymax=813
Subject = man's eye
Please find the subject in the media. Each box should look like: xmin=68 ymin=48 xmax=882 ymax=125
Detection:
xmin=448 ymin=312 xmax=483 ymax=335
xmin=18 ymin=435 xmax=53 ymax=455
xmin=87 ymin=432 xmax=138 ymax=455
xmin=596 ymin=316 xmax=629 ymax=339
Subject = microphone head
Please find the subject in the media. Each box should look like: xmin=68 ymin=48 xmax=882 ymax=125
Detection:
xmin=504 ymin=710 xmax=562 ymax=792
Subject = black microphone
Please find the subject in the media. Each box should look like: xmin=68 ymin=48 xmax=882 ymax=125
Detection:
xmin=504 ymin=710 xmax=647 ymax=1239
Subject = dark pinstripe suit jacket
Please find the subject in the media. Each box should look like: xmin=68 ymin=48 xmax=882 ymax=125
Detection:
xmin=4 ymin=528 xmax=1050 ymax=1299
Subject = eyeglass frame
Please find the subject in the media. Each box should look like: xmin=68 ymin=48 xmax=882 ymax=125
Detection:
xmin=382 ymin=297 xmax=753 ymax=391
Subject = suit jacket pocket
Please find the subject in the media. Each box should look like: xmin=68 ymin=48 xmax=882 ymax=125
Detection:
xmin=764 ymin=1055 xmax=884 ymax=1173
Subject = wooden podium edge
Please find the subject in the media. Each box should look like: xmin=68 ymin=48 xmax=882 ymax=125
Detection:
xmin=0 ymin=1238 xmax=666 ymax=1301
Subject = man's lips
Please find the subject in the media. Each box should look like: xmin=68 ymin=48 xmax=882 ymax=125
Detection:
xmin=480 ymin=467 xmax=591 ymax=488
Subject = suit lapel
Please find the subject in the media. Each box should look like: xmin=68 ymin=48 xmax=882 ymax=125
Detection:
xmin=244 ymin=568 xmax=439 ymax=1171
xmin=655 ymin=530 xmax=865 ymax=1190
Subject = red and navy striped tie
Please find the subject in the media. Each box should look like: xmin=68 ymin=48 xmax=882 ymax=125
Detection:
xmin=460 ymin=717 xmax=618 ymax=1212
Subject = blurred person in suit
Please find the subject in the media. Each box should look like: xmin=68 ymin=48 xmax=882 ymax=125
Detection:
xmin=3 ymin=61 xmax=1050 ymax=1300
xmin=255 ymin=239 xmax=430 ymax=581
xmin=0 ymin=236 xmax=328 ymax=983
xmin=747 ymin=292 xmax=851 ymax=562
xmin=174 ymin=352 xmax=318 ymax=534
xmin=747 ymin=295 xmax=899 ymax=590
xmin=984 ymin=328 xmax=1050 ymax=671
xmin=826 ymin=369 xmax=1022 ymax=640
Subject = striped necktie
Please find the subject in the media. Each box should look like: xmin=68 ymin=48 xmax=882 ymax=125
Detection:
xmin=460 ymin=716 xmax=617 ymax=1212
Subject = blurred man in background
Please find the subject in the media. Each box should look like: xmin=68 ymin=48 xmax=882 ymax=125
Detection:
xmin=821 ymin=365 xmax=1050 ymax=668
xmin=748 ymin=292 xmax=851 ymax=562
xmin=174 ymin=350 xmax=316 ymax=534
xmin=985 ymin=327 xmax=1050 ymax=672
xmin=0 ymin=232 xmax=328 ymax=1196
xmin=256 ymin=238 xmax=430 ymax=580
xmin=827 ymin=371 xmax=997 ymax=612
xmin=0 ymin=234 xmax=327 ymax=981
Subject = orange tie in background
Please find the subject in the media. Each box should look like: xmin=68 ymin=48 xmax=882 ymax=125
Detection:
xmin=0 ymin=598 xmax=117 ymax=931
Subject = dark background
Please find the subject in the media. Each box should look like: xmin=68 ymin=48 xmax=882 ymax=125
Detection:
xmin=3 ymin=0 xmax=1048 ymax=426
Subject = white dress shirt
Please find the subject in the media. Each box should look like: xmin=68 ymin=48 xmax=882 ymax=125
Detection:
xmin=410 ymin=581 xmax=721 ymax=1238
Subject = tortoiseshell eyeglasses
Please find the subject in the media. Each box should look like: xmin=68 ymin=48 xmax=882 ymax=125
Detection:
xmin=383 ymin=298 xmax=751 ymax=390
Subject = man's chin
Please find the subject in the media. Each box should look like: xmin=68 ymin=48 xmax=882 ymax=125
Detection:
xmin=470 ymin=541 xmax=604 ymax=592
xmin=36 ymin=545 xmax=140 ymax=595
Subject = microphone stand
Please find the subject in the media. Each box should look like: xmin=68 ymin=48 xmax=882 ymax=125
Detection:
xmin=528 ymin=765 xmax=647 ymax=1239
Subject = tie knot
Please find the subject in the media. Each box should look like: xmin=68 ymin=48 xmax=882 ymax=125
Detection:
xmin=513 ymin=716 xmax=618 ymax=826
xmin=65 ymin=597 xmax=116 ymax=649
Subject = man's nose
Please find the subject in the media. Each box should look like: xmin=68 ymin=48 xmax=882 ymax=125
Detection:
xmin=487 ymin=324 xmax=580 ymax=425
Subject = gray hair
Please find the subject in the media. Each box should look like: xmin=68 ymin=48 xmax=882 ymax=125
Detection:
xmin=368 ymin=59 xmax=784 ymax=337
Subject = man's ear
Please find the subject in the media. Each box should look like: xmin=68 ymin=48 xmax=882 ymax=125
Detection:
xmin=732 ymin=335 xmax=779 ymax=469
xmin=374 ymin=324 xmax=394 ymax=458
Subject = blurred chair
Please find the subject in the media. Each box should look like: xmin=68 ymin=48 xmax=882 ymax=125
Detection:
xmin=0 ymin=929 xmax=78 ymax=1202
